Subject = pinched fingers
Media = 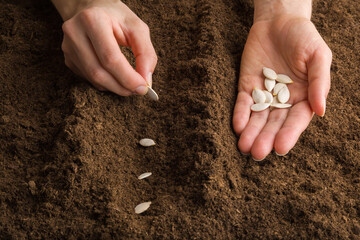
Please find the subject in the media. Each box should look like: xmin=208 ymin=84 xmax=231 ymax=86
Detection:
xmin=62 ymin=22 xmax=133 ymax=96
xmin=78 ymin=9 xmax=148 ymax=95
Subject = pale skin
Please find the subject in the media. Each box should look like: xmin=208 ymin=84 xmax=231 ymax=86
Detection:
xmin=52 ymin=0 xmax=332 ymax=161
xmin=51 ymin=0 xmax=157 ymax=96
xmin=233 ymin=0 xmax=332 ymax=160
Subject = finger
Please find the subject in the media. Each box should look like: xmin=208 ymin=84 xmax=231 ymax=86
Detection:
xmin=274 ymin=101 xmax=313 ymax=155
xmin=64 ymin=55 xmax=83 ymax=76
xmin=123 ymin=19 xmax=158 ymax=86
xmin=81 ymin=11 xmax=148 ymax=95
xmin=251 ymin=109 xmax=288 ymax=160
xmin=66 ymin=52 xmax=109 ymax=92
xmin=307 ymin=46 xmax=332 ymax=116
xmin=238 ymin=109 xmax=269 ymax=155
xmin=65 ymin=33 xmax=133 ymax=96
xmin=233 ymin=91 xmax=253 ymax=135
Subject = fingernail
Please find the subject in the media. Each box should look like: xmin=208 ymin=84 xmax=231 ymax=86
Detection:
xmin=135 ymin=85 xmax=148 ymax=95
xmin=252 ymin=156 xmax=265 ymax=162
xmin=275 ymin=151 xmax=288 ymax=157
xmin=146 ymin=72 xmax=152 ymax=87
xmin=321 ymin=99 xmax=326 ymax=117
xmin=241 ymin=152 xmax=250 ymax=156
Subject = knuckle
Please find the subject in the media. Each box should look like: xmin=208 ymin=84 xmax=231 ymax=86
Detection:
xmin=141 ymin=22 xmax=150 ymax=33
xmin=151 ymin=52 xmax=158 ymax=63
xmin=78 ymin=7 xmax=107 ymax=27
xmin=61 ymin=41 xmax=68 ymax=53
xmin=61 ymin=21 xmax=72 ymax=34
xmin=62 ymin=21 xmax=77 ymax=42
xmin=79 ymin=8 xmax=97 ymax=24
xmin=132 ymin=18 xmax=149 ymax=32
xmin=102 ymin=51 xmax=120 ymax=68
xmin=89 ymin=68 xmax=105 ymax=85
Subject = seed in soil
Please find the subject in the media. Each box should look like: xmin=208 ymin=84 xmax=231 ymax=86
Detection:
xmin=146 ymin=86 xmax=159 ymax=101
xmin=263 ymin=90 xmax=273 ymax=104
xmin=276 ymin=74 xmax=293 ymax=84
xmin=251 ymin=102 xmax=271 ymax=112
xmin=263 ymin=67 xmax=277 ymax=80
xmin=277 ymin=86 xmax=290 ymax=103
xmin=265 ymin=78 xmax=276 ymax=92
xmin=139 ymin=138 xmax=156 ymax=147
xmin=28 ymin=180 xmax=36 ymax=195
xmin=138 ymin=172 xmax=152 ymax=180
xmin=273 ymin=83 xmax=286 ymax=96
xmin=252 ymin=88 xmax=266 ymax=103
xmin=135 ymin=202 xmax=152 ymax=214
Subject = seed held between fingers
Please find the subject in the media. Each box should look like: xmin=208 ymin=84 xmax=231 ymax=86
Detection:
xmin=146 ymin=86 xmax=159 ymax=101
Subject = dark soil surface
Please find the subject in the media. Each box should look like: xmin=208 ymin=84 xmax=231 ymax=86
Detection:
xmin=0 ymin=0 xmax=359 ymax=239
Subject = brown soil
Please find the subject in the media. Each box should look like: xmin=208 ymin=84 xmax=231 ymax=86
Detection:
xmin=0 ymin=0 xmax=359 ymax=239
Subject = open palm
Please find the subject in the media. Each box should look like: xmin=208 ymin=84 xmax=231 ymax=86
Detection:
xmin=233 ymin=16 xmax=332 ymax=160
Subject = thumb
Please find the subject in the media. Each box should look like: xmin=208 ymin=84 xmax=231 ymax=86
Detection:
xmin=307 ymin=46 xmax=332 ymax=116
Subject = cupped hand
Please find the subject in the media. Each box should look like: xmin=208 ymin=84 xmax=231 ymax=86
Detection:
xmin=233 ymin=16 xmax=332 ymax=160
xmin=61 ymin=1 xmax=157 ymax=96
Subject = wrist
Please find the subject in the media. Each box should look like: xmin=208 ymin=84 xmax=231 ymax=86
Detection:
xmin=254 ymin=0 xmax=312 ymax=23
xmin=52 ymin=0 xmax=118 ymax=21
xmin=51 ymin=0 xmax=85 ymax=20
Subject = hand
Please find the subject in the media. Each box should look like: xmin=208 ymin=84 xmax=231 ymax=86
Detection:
xmin=57 ymin=0 xmax=157 ymax=96
xmin=233 ymin=16 xmax=332 ymax=160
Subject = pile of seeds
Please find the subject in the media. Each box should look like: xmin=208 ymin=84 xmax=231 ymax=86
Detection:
xmin=251 ymin=67 xmax=292 ymax=112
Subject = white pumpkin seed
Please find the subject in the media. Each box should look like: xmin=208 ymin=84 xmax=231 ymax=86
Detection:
xmin=273 ymin=83 xmax=286 ymax=95
xmin=271 ymin=103 xmax=292 ymax=109
xmin=146 ymin=86 xmax=159 ymax=101
xmin=276 ymin=74 xmax=293 ymax=84
xmin=264 ymin=78 xmax=276 ymax=92
xmin=252 ymin=88 xmax=266 ymax=103
xmin=271 ymin=96 xmax=280 ymax=106
xmin=135 ymin=202 xmax=152 ymax=214
xmin=251 ymin=103 xmax=271 ymax=112
xmin=139 ymin=138 xmax=156 ymax=147
xmin=138 ymin=172 xmax=152 ymax=180
xmin=277 ymin=86 xmax=290 ymax=103
xmin=263 ymin=90 xmax=273 ymax=104
xmin=263 ymin=67 xmax=277 ymax=80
